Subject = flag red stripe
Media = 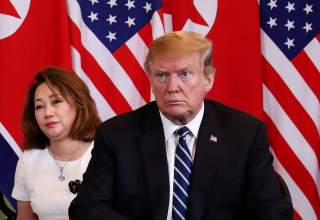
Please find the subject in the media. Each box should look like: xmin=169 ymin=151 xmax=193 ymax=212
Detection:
xmin=139 ymin=23 xmax=153 ymax=48
xmin=292 ymin=51 xmax=320 ymax=100
xmin=262 ymin=58 xmax=320 ymax=162
xmin=113 ymin=45 xmax=151 ymax=102
xmin=155 ymin=9 xmax=165 ymax=27
xmin=293 ymin=209 xmax=302 ymax=220
xmin=264 ymin=115 xmax=320 ymax=217
xmin=69 ymin=19 xmax=132 ymax=114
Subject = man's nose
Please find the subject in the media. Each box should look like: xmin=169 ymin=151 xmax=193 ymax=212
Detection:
xmin=167 ymin=74 xmax=180 ymax=93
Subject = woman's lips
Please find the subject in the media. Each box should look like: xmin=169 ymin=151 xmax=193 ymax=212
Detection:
xmin=45 ymin=122 xmax=58 ymax=128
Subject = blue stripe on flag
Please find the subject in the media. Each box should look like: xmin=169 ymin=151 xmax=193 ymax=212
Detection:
xmin=0 ymin=134 xmax=19 ymax=208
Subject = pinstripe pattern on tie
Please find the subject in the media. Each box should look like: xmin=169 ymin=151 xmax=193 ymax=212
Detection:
xmin=172 ymin=126 xmax=192 ymax=220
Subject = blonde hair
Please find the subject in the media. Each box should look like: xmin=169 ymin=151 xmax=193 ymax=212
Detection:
xmin=144 ymin=31 xmax=214 ymax=76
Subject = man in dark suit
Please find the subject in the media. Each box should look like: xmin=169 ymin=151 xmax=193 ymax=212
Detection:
xmin=69 ymin=31 xmax=292 ymax=220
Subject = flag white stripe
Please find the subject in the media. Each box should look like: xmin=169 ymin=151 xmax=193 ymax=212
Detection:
xmin=304 ymin=38 xmax=320 ymax=72
xmin=261 ymin=29 xmax=320 ymax=134
xmin=71 ymin=47 xmax=116 ymax=121
xmin=150 ymin=12 xmax=164 ymax=39
xmin=272 ymin=150 xmax=318 ymax=220
xmin=67 ymin=0 xmax=146 ymax=110
xmin=126 ymin=33 xmax=149 ymax=71
xmin=0 ymin=123 xmax=22 ymax=157
xmin=163 ymin=13 xmax=173 ymax=34
xmin=263 ymin=84 xmax=320 ymax=196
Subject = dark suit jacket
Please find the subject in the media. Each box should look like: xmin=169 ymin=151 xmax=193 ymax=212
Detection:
xmin=69 ymin=100 xmax=292 ymax=220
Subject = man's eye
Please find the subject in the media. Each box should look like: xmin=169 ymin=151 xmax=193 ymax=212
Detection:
xmin=182 ymin=71 xmax=189 ymax=76
xmin=158 ymin=73 xmax=166 ymax=78
xmin=179 ymin=71 xmax=192 ymax=81
xmin=155 ymin=72 xmax=168 ymax=82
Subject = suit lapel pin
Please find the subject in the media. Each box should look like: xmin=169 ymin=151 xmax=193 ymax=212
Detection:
xmin=210 ymin=134 xmax=218 ymax=143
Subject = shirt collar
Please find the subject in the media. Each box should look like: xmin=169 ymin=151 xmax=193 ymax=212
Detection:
xmin=160 ymin=102 xmax=205 ymax=142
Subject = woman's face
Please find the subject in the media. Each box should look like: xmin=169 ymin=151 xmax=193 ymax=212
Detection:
xmin=34 ymin=83 xmax=77 ymax=142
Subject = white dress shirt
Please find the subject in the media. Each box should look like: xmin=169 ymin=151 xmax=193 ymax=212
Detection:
xmin=159 ymin=103 xmax=204 ymax=220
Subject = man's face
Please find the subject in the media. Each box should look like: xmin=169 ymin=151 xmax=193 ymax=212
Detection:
xmin=148 ymin=52 xmax=214 ymax=124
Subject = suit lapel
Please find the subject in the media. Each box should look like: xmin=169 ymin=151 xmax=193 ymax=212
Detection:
xmin=188 ymin=101 xmax=224 ymax=220
xmin=137 ymin=103 xmax=169 ymax=220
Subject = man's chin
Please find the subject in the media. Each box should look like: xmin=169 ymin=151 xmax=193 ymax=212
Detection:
xmin=164 ymin=101 xmax=184 ymax=106
xmin=162 ymin=107 xmax=188 ymax=119
xmin=163 ymin=106 xmax=185 ymax=114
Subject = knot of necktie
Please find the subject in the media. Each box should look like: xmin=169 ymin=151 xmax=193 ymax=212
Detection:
xmin=176 ymin=126 xmax=190 ymax=139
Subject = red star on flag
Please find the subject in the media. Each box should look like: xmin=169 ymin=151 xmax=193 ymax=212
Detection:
xmin=163 ymin=0 xmax=208 ymax=31
xmin=0 ymin=1 xmax=20 ymax=18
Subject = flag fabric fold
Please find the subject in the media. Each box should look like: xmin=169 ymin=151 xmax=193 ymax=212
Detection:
xmin=0 ymin=1 xmax=319 ymax=219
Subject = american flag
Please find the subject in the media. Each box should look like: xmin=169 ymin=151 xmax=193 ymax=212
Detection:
xmin=67 ymin=0 xmax=162 ymax=118
xmin=0 ymin=0 xmax=319 ymax=219
xmin=260 ymin=0 xmax=320 ymax=219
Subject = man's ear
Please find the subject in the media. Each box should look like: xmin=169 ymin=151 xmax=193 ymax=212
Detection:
xmin=205 ymin=71 xmax=215 ymax=92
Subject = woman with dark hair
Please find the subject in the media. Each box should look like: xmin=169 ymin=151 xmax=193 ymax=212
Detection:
xmin=12 ymin=67 xmax=101 ymax=220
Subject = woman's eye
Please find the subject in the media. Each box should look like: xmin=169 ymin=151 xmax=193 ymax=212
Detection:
xmin=34 ymin=105 xmax=43 ymax=110
xmin=52 ymin=99 xmax=62 ymax=105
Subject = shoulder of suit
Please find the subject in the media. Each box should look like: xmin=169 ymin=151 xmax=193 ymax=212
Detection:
xmin=99 ymin=101 xmax=158 ymax=130
xmin=204 ymin=99 xmax=264 ymax=126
